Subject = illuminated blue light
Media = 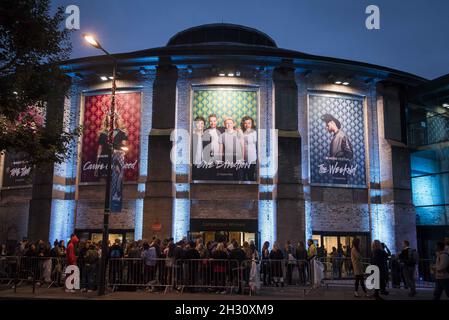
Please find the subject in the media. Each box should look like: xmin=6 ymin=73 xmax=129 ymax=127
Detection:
xmin=139 ymin=85 xmax=153 ymax=178
xmin=52 ymin=184 xmax=76 ymax=193
xmin=49 ymin=96 xmax=79 ymax=242
xmin=49 ymin=200 xmax=76 ymax=243
xmin=134 ymin=183 xmax=146 ymax=240
xmin=137 ymin=183 xmax=146 ymax=193
xmin=416 ymin=206 xmax=447 ymax=225
xmin=135 ymin=199 xmax=144 ymax=240
xmin=258 ymin=200 xmax=276 ymax=249
xmin=175 ymin=165 xmax=189 ymax=175
xmin=371 ymin=204 xmax=395 ymax=251
xmin=412 ymin=175 xmax=444 ymax=206
xmin=259 ymin=184 xmax=275 ymax=193
xmin=175 ymin=183 xmax=189 ymax=192
xmin=259 ymin=129 xmax=278 ymax=179
xmin=170 ymin=129 xmax=190 ymax=175
xmin=136 ymin=79 xmax=154 ymax=239
xmin=410 ymin=150 xmax=448 ymax=225
xmin=127 ymin=57 xmax=159 ymax=64
xmin=173 ymin=199 xmax=190 ymax=242
xmin=305 ymin=199 xmax=313 ymax=242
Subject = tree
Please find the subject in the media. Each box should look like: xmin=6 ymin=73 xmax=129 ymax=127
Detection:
xmin=0 ymin=0 xmax=79 ymax=166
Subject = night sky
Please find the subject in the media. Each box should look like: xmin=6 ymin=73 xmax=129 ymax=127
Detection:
xmin=53 ymin=0 xmax=449 ymax=80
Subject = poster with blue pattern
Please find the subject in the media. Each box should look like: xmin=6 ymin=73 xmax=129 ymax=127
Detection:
xmin=308 ymin=93 xmax=367 ymax=188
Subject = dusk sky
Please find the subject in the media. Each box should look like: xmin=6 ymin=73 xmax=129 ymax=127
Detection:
xmin=53 ymin=0 xmax=449 ymax=80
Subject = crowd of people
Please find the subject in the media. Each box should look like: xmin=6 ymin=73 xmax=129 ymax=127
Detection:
xmin=1 ymin=236 xmax=448 ymax=299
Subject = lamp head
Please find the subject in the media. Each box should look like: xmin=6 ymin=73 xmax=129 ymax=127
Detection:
xmin=83 ymin=34 xmax=101 ymax=49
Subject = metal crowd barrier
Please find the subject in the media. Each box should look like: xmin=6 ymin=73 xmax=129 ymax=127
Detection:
xmin=0 ymin=256 xmax=316 ymax=295
xmin=1 ymin=255 xmax=436 ymax=294
xmin=107 ymin=258 xmax=173 ymax=293
xmin=172 ymin=259 xmax=241 ymax=294
xmin=316 ymin=257 xmax=368 ymax=281
xmin=315 ymin=256 xmax=436 ymax=289
xmin=0 ymin=256 xmax=70 ymax=291
xmin=106 ymin=258 xmax=244 ymax=294
xmin=0 ymin=256 xmax=19 ymax=288
xmin=0 ymin=256 xmax=37 ymax=293
xmin=257 ymin=259 xmax=312 ymax=287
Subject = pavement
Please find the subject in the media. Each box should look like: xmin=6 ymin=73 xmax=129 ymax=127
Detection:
xmin=0 ymin=283 xmax=445 ymax=300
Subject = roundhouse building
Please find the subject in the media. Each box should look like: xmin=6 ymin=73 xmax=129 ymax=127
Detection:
xmin=1 ymin=24 xmax=448 ymax=256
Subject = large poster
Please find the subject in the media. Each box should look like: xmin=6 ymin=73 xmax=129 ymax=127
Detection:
xmin=81 ymin=92 xmax=141 ymax=183
xmin=2 ymin=152 xmax=32 ymax=186
xmin=192 ymin=89 xmax=258 ymax=182
xmin=308 ymin=93 xmax=366 ymax=188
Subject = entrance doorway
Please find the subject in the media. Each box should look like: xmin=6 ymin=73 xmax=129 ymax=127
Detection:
xmin=190 ymin=231 xmax=256 ymax=246
xmin=76 ymin=229 xmax=135 ymax=245
xmin=189 ymin=218 xmax=259 ymax=248
xmin=312 ymin=232 xmax=370 ymax=258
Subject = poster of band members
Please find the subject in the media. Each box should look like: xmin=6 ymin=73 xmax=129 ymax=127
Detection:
xmin=308 ymin=93 xmax=367 ymax=188
xmin=81 ymin=92 xmax=141 ymax=190
xmin=192 ymin=89 xmax=258 ymax=182
xmin=2 ymin=152 xmax=32 ymax=186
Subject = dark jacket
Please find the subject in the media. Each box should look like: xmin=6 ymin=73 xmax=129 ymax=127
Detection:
xmin=399 ymin=247 xmax=417 ymax=267
xmin=296 ymin=248 xmax=308 ymax=261
xmin=184 ymin=248 xmax=200 ymax=260
xmin=230 ymin=248 xmax=246 ymax=263
xmin=173 ymin=245 xmax=184 ymax=260
xmin=212 ymin=250 xmax=229 ymax=260
xmin=371 ymin=249 xmax=389 ymax=274
xmin=127 ymin=248 xmax=141 ymax=258
xmin=109 ymin=244 xmax=124 ymax=259
xmin=269 ymin=250 xmax=284 ymax=261
xmin=330 ymin=130 xmax=353 ymax=159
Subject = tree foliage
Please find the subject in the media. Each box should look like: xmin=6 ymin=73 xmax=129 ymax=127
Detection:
xmin=0 ymin=0 xmax=79 ymax=166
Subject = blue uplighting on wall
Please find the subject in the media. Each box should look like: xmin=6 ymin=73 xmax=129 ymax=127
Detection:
xmin=175 ymin=183 xmax=189 ymax=192
xmin=173 ymin=198 xmax=190 ymax=242
xmin=52 ymin=184 xmax=76 ymax=194
xmin=258 ymin=200 xmax=276 ymax=249
xmin=137 ymin=78 xmax=154 ymax=239
xmin=259 ymin=184 xmax=275 ymax=193
xmin=371 ymin=204 xmax=395 ymax=252
xmin=412 ymin=175 xmax=444 ymax=206
xmin=305 ymin=198 xmax=313 ymax=242
xmin=410 ymin=149 xmax=448 ymax=225
xmin=171 ymin=129 xmax=190 ymax=175
xmin=49 ymin=200 xmax=76 ymax=243
xmin=259 ymin=129 xmax=278 ymax=179
xmin=135 ymin=198 xmax=144 ymax=240
xmin=49 ymin=96 xmax=78 ymax=242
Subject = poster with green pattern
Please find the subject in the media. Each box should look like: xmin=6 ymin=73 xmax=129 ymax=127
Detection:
xmin=193 ymin=89 xmax=257 ymax=125
xmin=192 ymin=89 xmax=258 ymax=182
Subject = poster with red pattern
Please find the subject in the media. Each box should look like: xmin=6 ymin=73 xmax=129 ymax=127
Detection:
xmin=81 ymin=92 xmax=141 ymax=182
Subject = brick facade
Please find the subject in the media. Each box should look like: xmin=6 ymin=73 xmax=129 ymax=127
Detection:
xmin=0 ymin=25 xmax=422 ymax=254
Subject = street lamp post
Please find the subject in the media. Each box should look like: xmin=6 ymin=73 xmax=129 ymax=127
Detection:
xmin=83 ymin=34 xmax=117 ymax=296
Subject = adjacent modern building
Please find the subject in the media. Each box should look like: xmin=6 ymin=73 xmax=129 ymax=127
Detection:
xmin=0 ymin=24 xmax=448 ymax=257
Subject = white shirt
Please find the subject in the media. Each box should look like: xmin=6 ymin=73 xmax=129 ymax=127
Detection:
xmin=243 ymin=129 xmax=257 ymax=164
xmin=192 ymin=130 xmax=203 ymax=165
xmin=219 ymin=130 xmax=243 ymax=162
xmin=203 ymin=128 xmax=221 ymax=162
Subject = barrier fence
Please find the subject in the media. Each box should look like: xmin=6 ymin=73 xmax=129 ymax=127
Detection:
xmin=0 ymin=255 xmax=436 ymax=294
xmin=317 ymin=257 xmax=371 ymax=280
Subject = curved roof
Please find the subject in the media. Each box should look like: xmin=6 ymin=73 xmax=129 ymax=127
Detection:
xmin=167 ymin=23 xmax=277 ymax=48
xmin=62 ymin=24 xmax=428 ymax=86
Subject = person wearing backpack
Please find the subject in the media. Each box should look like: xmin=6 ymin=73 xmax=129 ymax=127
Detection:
xmin=109 ymin=239 xmax=124 ymax=286
xmin=83 ymin=244 xmax=99 ymax=292
xmin=399 ymin=240 xmax=418 ymax=297
xmin=433 ymin=242 xmax=449 ymax=300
